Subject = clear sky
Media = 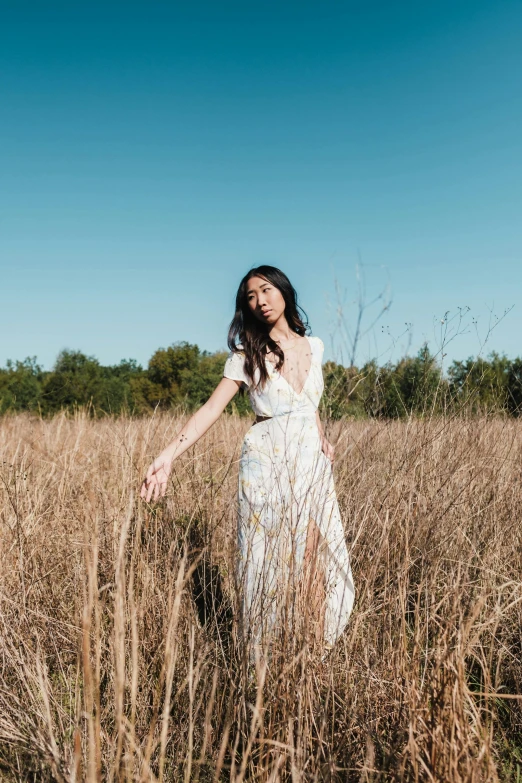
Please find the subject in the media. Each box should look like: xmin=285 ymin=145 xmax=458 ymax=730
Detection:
xmin=1 ymin=1 xmax=521 ymax=371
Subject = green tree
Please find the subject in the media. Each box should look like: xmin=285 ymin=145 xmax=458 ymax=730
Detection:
xmin=41 ymin=350 xmax=140 ymax=417
xmin=100 ymin=358 xmax=146 ymax=415
xmin=146 ymin=341 xmax=201 ymax=408
xmin=0 ymin=357 xmax=44 ymax=414
xmin=507 ymin=358 xmax=522 ymax=416
xmin=321 ymin=360 xmax=371 ymax=420
xmin=448 ymin=352 xmax=510 ymax=414
xmin=181 ymin=350 xmax=251 ymax=415
xmin=372 ymin=345 xmax=445 ymax=418
xmin=41 ymin=350 xmax=104 ymax=415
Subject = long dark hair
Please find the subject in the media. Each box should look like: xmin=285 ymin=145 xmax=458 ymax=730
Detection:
xmin=227 ymin=265 xmax=310 ymax=392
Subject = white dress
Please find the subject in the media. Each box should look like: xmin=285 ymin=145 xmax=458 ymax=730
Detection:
xmin=223 ymin=335 xmax=355 ymax=650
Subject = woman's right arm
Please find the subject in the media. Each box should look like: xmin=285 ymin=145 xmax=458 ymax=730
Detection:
xmin=140 ymin=377 xmax=242 ymax=502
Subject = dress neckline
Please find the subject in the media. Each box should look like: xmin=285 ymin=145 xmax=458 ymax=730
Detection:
xmin=265 ymin=335 xmax=314 ymax=397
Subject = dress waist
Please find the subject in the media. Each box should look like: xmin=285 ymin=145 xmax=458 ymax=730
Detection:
xmin=255 ymin=410 xmax=316 ymax=423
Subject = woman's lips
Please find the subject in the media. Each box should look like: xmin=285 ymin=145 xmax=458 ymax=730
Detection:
xmin=261 ymin=309 xmax=272 ymax=317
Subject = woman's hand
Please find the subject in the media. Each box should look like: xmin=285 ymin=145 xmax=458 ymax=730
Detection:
xmin=320 ymin=436 xmax=335 ymax=463
xmin=140 ymin=456 xmax=172 ymax=502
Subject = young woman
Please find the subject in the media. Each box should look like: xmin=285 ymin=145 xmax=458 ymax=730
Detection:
xmin=140 ymin=266 xmax=355 ymax=655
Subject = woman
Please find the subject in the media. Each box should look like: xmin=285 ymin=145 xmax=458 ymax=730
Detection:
xmin=140 ymin=266 xmax=355 ymax=655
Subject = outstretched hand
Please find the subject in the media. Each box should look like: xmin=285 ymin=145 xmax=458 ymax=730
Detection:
xmin=140 ymin=457 xmax=172 ymax=503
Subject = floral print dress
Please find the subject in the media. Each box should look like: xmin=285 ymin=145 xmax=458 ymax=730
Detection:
xmin=223 ymin=335 xmax=355 ymax=650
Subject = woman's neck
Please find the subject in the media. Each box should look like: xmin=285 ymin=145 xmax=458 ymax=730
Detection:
xmin=268 ymin=318 xmax=298 ymax=345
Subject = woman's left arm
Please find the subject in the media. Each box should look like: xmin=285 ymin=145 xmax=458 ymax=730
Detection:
xmin=316 ymin=410 xmax=335 ymax=463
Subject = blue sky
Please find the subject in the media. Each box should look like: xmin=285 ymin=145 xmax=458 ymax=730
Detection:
xmin=1 ymin=1 xmax=521 ymax=371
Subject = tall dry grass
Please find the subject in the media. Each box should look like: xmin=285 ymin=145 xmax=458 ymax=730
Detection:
xmin=0 ymin=409 xmax=521 ymax=781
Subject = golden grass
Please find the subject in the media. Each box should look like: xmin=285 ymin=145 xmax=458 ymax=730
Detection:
xmin=0 ymin=409 xmax=521 ymax=782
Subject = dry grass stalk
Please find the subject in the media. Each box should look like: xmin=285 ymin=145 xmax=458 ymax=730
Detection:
xmin=0 ymin=409 xmax=521 ymax=781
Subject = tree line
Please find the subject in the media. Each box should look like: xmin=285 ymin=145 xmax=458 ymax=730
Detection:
xmin=1 ymin=341 xmax=522 ymax=419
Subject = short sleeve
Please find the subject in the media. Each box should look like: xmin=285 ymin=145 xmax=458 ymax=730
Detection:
xmin=223 ymin=350 xmax=250 ymax=390
xmin=313 ymin=336 xmax=325 ymax=363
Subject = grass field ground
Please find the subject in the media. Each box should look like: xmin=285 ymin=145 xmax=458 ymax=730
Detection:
xmin=0 ymin=410 xmax=521 ymax=781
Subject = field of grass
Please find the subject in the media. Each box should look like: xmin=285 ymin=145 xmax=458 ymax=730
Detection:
xmin=0 ymin=410 xmax=521 ymax=781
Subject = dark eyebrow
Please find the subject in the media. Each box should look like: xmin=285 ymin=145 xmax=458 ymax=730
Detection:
xmin=246 ymin=282 xmax=270 ymax=295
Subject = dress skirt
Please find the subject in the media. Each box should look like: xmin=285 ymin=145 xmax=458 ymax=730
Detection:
xmin=236 ymin=411 xmax=355 ymax=650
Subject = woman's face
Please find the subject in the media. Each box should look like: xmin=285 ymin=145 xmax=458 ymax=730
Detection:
xmin=246 ymin=276 xmax=286 ymax=324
